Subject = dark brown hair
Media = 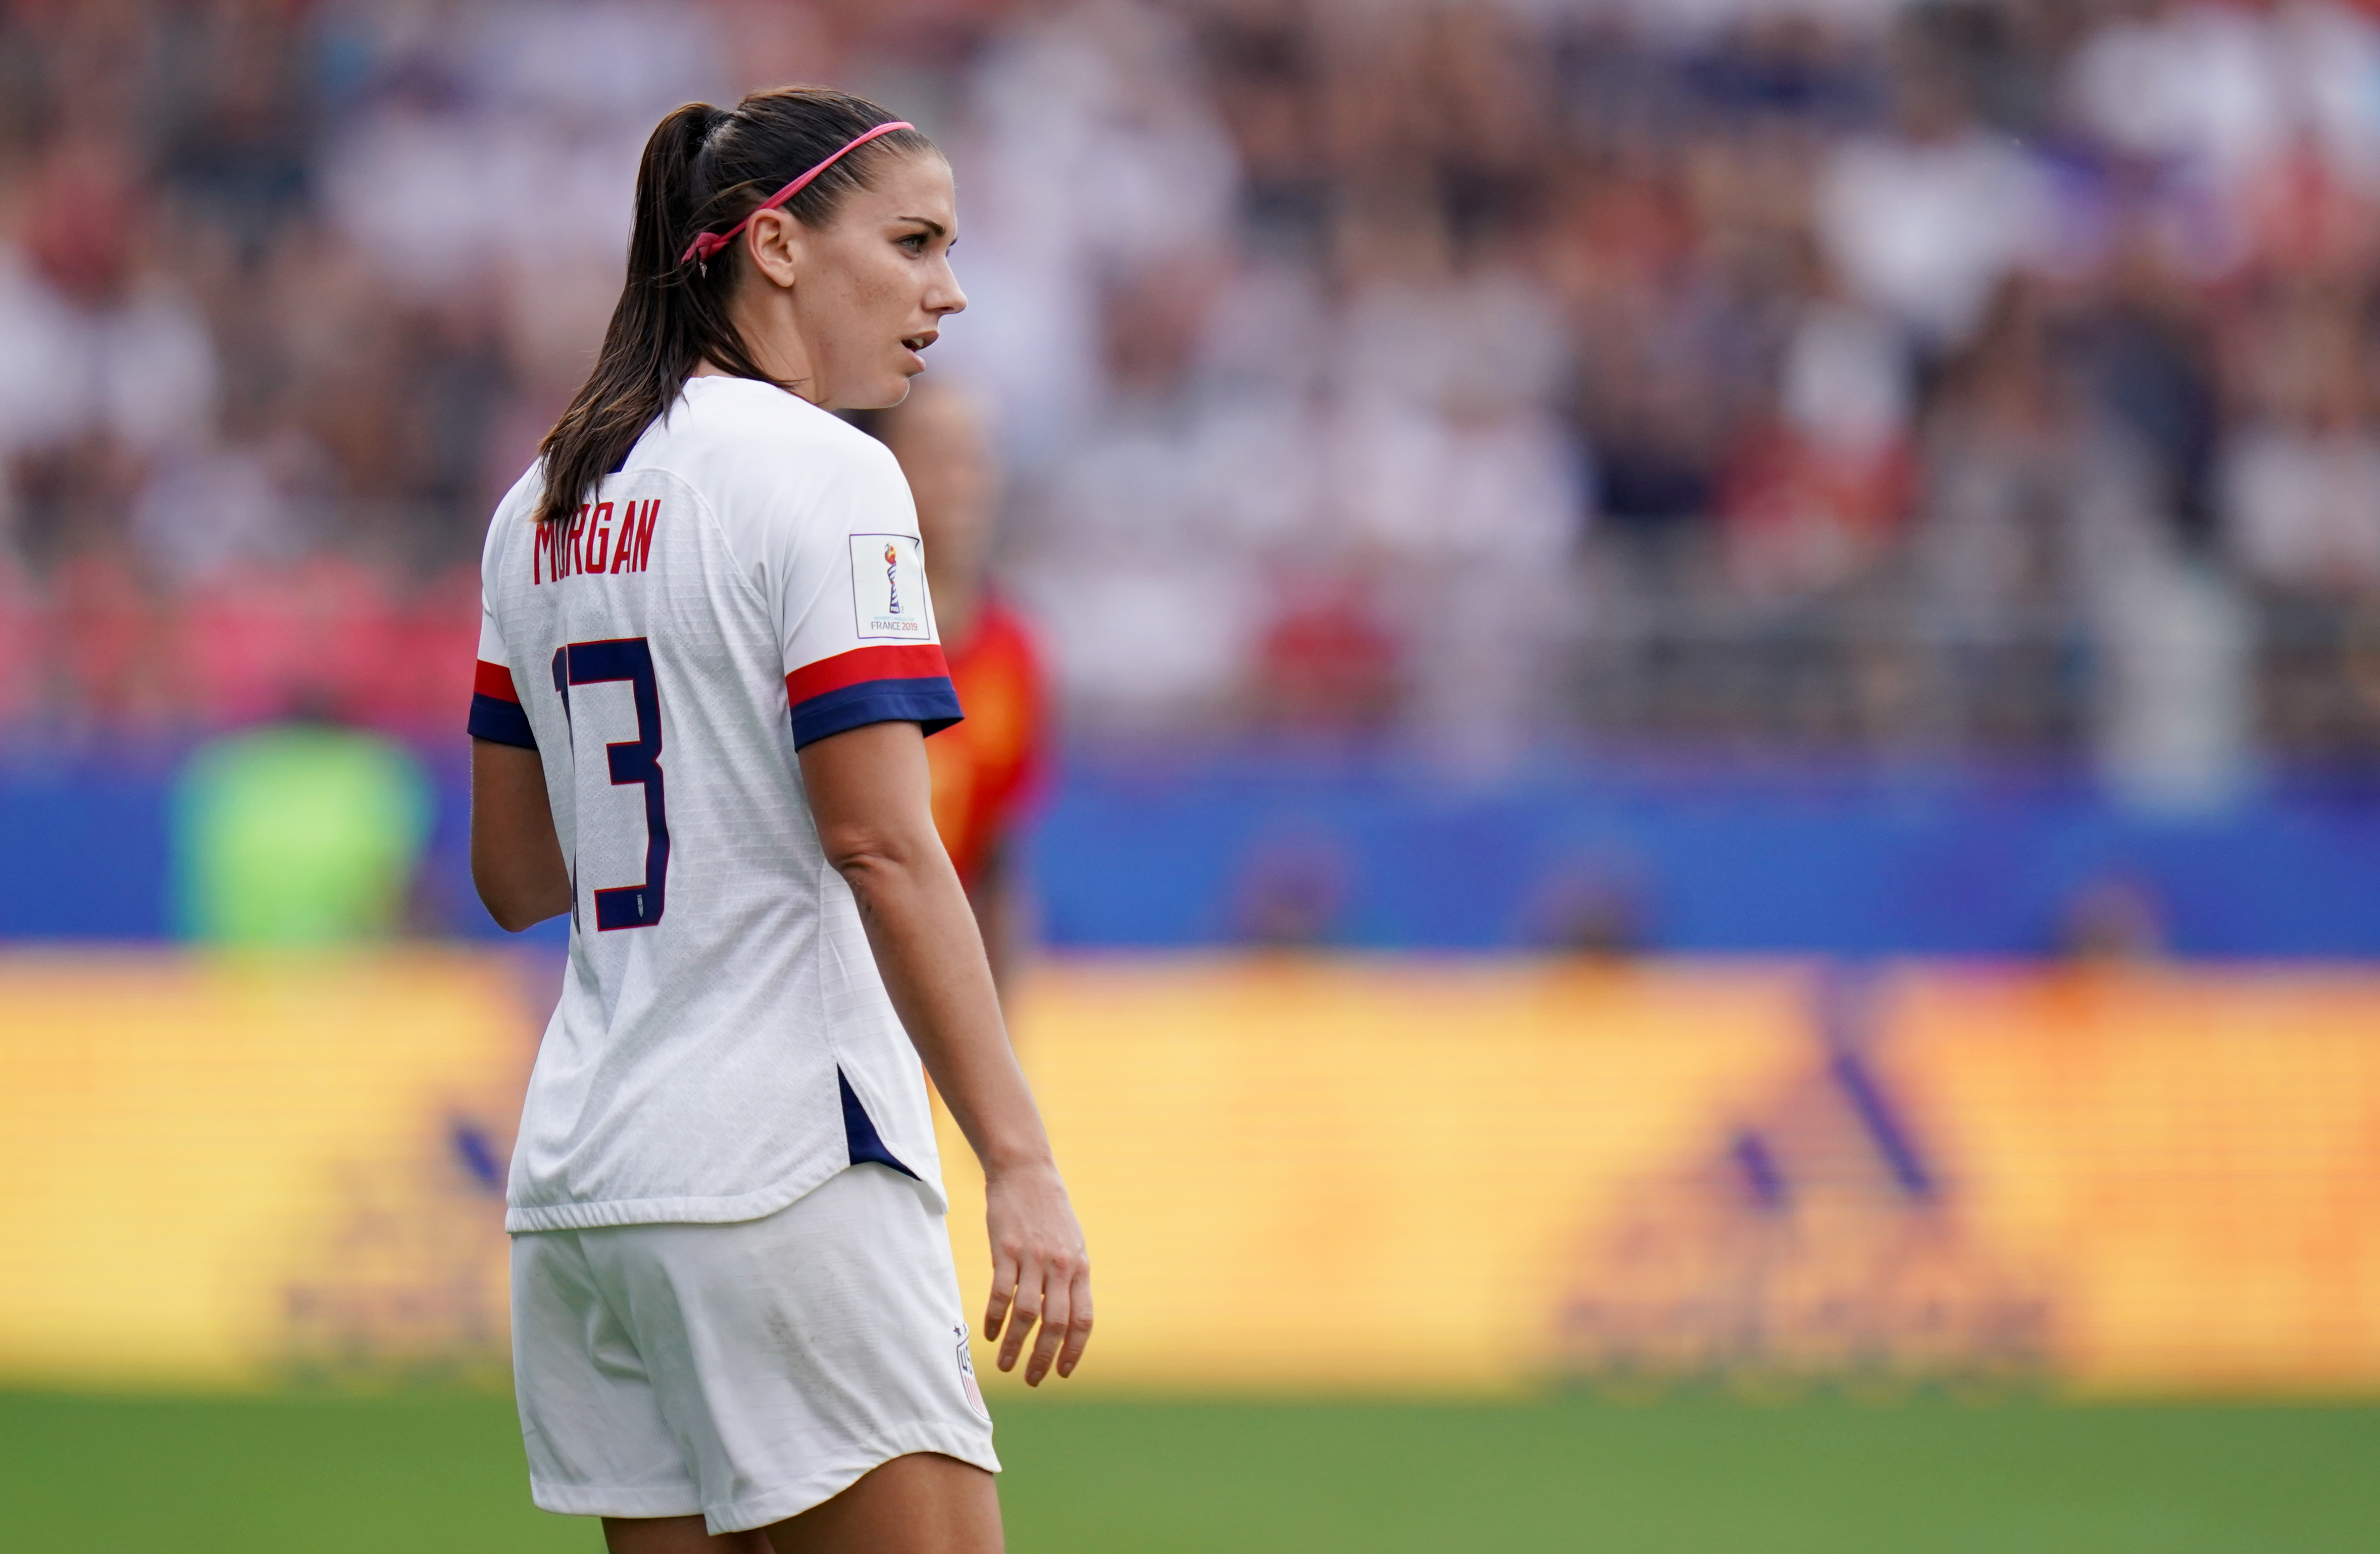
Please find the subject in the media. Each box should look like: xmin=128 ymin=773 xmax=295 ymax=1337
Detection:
xmin=534 ymin=86 xmax=934 ymax=527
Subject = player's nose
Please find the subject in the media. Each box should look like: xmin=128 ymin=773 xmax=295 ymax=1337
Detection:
xmin=928 ymin=262 xmax=966 ymax=317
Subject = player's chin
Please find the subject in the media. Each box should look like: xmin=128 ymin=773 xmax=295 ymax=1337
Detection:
xmin=838 ymin=367 xmax=919 ymax=412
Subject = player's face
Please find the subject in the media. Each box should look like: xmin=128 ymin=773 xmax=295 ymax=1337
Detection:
xmin=795 ymin=150 xmax=966 ymax=411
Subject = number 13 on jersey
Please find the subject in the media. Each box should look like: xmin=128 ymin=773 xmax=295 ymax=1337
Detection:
xmin=551 ymin=637 xmax=670 ymax=930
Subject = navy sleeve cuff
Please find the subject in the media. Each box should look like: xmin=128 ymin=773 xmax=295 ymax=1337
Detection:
xmin=789 ymin=678 xmax=964 ymax=750
xmin=468 ymin=693 xmax=538 ymax=749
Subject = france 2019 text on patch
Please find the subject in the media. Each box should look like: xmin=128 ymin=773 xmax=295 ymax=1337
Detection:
xmin=849 ymin=533 xmax=931 ymax=641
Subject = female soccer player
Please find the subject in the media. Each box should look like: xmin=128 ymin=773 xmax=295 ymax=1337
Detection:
xmin=466 ymin=87 xmax=1090 ymax=1553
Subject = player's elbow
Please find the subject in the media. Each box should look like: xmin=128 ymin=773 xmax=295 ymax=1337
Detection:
xmin=475 ymin=873 xmax=560 ymax=934
xmin=472 ymin=851 xmax=570 ymax=933
xmin=483 ymin=899 xmax=547 ymax=935
xmin=819 ymin=821 xmax=940 ymax=894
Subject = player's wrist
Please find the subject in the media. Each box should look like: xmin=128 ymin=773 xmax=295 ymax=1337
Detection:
xmin=980 ymin=1147 xmax=1060 ymax=1185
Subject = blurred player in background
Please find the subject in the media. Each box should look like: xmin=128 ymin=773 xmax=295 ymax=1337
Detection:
xmin=859 ymin=381 xmax=1048 ymax=993
xmin=467 ymin=87 xmax=1090 ymax=1554
xmin=173 ymin=714 xmax=432 ymax=945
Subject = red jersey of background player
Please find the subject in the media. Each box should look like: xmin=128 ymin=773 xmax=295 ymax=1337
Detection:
xmin=927 ymin=595 xmax=1046 ymax=889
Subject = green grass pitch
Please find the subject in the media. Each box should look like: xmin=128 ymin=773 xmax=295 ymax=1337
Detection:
xmin=4 ymin=1389 xmax=2373 ymax=1551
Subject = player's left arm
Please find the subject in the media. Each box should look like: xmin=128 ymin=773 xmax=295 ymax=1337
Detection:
xmin=470 ymin=739 xmax=571 ymax=931
xmin=801 ymin=719 xmax=1093 ymax=1385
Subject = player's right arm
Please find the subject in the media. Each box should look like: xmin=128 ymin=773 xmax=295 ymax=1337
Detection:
xmin=471 ymin=738 xmax=570 ymax=931
xmin=466 ymin=547 xmax=570 ymax=933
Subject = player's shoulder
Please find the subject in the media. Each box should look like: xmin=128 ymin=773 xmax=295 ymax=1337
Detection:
xmin=482 ymin=460 xmax=546 ymax=562
xmin=652 ymin=377 xmax=906 ymax=499
xmin=495 ymin=459 xmax=544 ymax=514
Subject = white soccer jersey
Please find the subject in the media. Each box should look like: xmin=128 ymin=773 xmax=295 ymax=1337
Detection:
xmin=469 ymin=376 xmax=962 ymax=1233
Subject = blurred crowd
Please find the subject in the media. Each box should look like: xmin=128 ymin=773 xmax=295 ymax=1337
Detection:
xmin=7 ymin=0 xmax=2380 ymax=797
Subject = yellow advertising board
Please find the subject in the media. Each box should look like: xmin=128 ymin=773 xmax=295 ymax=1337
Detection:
xmin=0 ymin=949 xmax=531 ymax=1389
xmin=3 ymin=950 xmax=2376 ymax=1395
xmin=1886 ymin=968 xmax=2380 ymax=1392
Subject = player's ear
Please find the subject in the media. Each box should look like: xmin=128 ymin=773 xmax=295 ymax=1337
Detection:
xmin=744 ymin=206 xmax=805 ymax=291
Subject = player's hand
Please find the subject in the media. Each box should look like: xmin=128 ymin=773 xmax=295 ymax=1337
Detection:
xmin=982 ymin=1160 xmax=1092 ymax=1385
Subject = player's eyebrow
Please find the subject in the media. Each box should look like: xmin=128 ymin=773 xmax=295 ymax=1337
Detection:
xmin=896 ymin=216 xmax=948 ymax=238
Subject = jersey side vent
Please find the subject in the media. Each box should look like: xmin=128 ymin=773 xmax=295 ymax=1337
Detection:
xmin=838 ymin=1067 xmax=920 ymax=1180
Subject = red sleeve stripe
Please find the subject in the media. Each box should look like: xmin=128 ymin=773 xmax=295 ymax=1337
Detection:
xmin=786 ymin=644 xmax=952 ymax=706
xmin=474 ymin=659 xmax=522 ymax=704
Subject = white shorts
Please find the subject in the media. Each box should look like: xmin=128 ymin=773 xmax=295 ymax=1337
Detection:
xmin=511 ymin=1163 xmax=999 ymax=1534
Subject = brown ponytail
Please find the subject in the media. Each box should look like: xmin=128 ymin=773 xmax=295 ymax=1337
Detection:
xmin=533 ymin=87 xmax=935 ymax=528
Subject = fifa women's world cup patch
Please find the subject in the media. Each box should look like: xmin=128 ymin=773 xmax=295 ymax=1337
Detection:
xmin=850 ymin=533 xmax=932 ymax=640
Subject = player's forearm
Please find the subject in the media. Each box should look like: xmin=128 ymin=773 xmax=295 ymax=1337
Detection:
xmin=836 ymin=844 xmax=1056 ymax=1179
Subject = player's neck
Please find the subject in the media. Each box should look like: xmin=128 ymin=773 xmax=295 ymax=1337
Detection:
xmin=698 ymin=289 xmax=825 ymax=404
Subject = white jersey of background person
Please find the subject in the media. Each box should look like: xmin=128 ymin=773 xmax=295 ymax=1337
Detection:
xmin=470 ymin=374 xmax=963 ymax=1232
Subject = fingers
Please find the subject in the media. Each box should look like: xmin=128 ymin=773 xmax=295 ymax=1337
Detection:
xmin=1056 ymin=1263 xmax=1094 ymax=1380
xmin=982 ymin=1242 xmax=1021 ymax=1344
xmin=996 ymin=1256 xmax=1041 ymax=1375
xmin=990 ymin=1249 xmax=1092 ymax=1385
xmin=1024 ymin=1266 xmax=1071 ymax=1385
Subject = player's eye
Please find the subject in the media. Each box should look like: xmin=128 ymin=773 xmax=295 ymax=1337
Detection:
xmin=897 ymin=233 xmax=929 ymax=254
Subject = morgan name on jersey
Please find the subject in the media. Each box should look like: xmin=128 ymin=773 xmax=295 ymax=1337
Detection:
xmin=535 ymin=498 xmax=662 ymax=583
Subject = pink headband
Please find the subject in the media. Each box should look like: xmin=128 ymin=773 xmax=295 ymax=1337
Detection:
xmin=680 ymin=120 xmax=915 ymax=269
